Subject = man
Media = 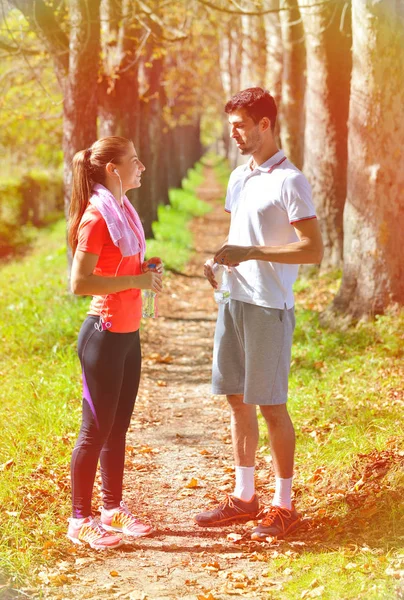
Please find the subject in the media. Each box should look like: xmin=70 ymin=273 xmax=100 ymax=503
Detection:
xmin=195 ymin=88 xmax=323 ymax=540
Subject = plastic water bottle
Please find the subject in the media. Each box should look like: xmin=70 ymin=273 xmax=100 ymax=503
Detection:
xmin=213 ymin=263 xmax=230 ymax=304
xmin=142 ymin=263 xmax=159 ymax=318
xmin=142 ymin=289 xmax=158 ymax=318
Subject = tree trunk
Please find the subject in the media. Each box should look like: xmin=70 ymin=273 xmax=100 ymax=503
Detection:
xmin=63 ymin=0 xmax=101 ymax=268
xmin=299 ymin=0 xmax=351 ymax=269
xmin=279 ymin=0 xmax=305 ymax=169
xmin=98 ymin=0 xmax=141 ymax=143
xmin=264 ymin=0 xmax=283 ymax=146
xmin=332 ymin=0 xmax=404 ymax=318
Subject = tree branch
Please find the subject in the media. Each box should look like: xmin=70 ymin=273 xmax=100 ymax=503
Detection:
xmin=9 ymin=0 xmax=69 ymax=75
xmin=0 ymin=39 xmax=39 ymax=55
xmin=196 ymin=0 xmax=333 ymax=16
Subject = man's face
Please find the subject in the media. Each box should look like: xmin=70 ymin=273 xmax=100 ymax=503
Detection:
xmin=228 ymin=109 xmax=262 ymax=155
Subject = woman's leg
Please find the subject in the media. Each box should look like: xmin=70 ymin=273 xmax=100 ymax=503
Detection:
xmin=100 ymin=330 xmax=141 ymax=509
xmin=70 ymin=317 xmax=129 ymax=518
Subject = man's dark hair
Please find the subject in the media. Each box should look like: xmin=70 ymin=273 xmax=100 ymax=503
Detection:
xmin=225 ymin=87 xmax=277 ymax=131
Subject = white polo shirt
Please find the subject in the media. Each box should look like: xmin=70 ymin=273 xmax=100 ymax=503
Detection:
xmin=225 ymin=149 xmax=317 ymax=309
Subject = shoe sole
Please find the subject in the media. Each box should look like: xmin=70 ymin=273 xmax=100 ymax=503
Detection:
xmin=195 ymin=513 xmax=258 ymax=527
xmin=250 ymin=517 xmax=301 ymax=541
xmin=67 ymin=534 xmax=124 ymax=550
xmin=102 ymin=523 xmax=153 ymax=538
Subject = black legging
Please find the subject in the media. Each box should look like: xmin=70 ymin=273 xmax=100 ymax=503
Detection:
xmin=71 ymin=316 xmax=141 ymax=518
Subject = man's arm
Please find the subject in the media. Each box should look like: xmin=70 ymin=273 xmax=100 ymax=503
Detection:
xmin=214 ymin=219 xmax=324 ymax=266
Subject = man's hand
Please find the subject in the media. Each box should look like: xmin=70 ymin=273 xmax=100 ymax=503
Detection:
xmin=214 ymin=244 xmax=248 ymax=267
xmin=204 ymin=258 xmax=218 ymax=289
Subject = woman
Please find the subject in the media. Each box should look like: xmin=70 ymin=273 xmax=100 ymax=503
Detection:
xmin=67 ymin=136 xmax=163 ymax=549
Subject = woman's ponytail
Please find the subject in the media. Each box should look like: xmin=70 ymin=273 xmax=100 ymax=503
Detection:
xmin=68 ymin=137 xmax=132 ymax=253
xmin=68 ymin=149 xmax=93 ymax=253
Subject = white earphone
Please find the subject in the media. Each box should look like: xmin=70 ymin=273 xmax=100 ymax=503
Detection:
xmin=112 ymin=168 xmax=124 ymax=207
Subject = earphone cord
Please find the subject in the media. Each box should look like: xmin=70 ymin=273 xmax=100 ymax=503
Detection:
xmin=96 ymin=255 xmax=124 ymax=331
xmin=95 ymin=168 xmax=124 ymax=331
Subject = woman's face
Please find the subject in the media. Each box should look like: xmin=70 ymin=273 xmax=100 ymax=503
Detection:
xmin=115 ymin=144 xmax=145 ymax=192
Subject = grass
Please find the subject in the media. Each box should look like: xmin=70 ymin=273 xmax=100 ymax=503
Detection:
xmin=146 ymin=163 xmax=211 ymax=271
xmin=0 ymin=162 xmax=403 ymax=598
xmin=257 ymin=271 xmax=404 ymax=599
xmin=0 ymin=161 xmax=211 ymax=586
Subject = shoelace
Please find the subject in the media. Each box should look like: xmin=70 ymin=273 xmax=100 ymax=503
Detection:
xmin=261 ymin=506 xmax=292 ymax=528
xmin=112 ymin=502 xmax=142 ymax=531
xmin=218 ymin=495 xmax=236 ymax=510
xmin=80 ymin=518 xmax=110 ymax=542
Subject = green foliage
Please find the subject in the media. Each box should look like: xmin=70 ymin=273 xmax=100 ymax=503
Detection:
xmin=0 ymin=10 xmax=63 ymax=170
xmin=0 ymin=169 xmax=63 ymax=256
xmin=148 ymin=162 xmax=211 ymax=271
xmin=0 ymin=221 xmax=83 ymax=579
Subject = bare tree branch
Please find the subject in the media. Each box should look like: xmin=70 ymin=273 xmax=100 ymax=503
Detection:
xmin=197 ymin=0 xmax=333 ymax=16
xmin=0 ymin=39 xmax=39 ymax=54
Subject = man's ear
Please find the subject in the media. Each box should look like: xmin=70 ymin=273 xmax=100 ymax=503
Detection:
xmin=260 ymin=117 xmax=271 ymax=132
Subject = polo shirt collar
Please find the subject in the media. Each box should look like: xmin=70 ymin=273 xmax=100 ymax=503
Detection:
xmin=247 ymin=149 xmax=286 ymax=173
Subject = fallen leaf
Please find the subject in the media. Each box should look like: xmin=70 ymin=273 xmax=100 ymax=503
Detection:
xmin=301 ymin=585 xmax=325 ymax=598
xmin=0 ymin=459 xmax=14 ymax=471
xmin=227 ymin=533 xmax=243 ymax=542
xmin=185 ymin=477 xmax=199 ymax=489
xmin=202 ymin=561 xmax=221 ymax=572
xmin=110 ymin=570 xmax=120 ymax=577
xmin=156 ymin=380 xmax=167 ymax=387
xmin=359 ymin=505 xmax=378 ymax=518
xmin=129 ymin=591 xmax=147 ymax=600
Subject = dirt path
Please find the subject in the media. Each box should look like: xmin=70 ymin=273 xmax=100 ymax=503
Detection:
xmin=40 ymin=168 xmax=286 ymax=600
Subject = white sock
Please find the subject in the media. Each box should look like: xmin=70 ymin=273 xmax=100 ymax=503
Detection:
xmin=102 ymin=506 xmax=120 ymax=516
xmin=272 ymin=476 xmax=293 ymax=509
xmin=233 ymin=466 xmax=255 ymax=501
xmin=71 ymin=516 xmax=90 ymax=525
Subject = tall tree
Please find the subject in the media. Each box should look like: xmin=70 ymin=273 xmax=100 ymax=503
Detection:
xmin=10 ymin=0 xmax=100 ymax=209
xmin=264 ymin=0 xmax=283 ymax=145
xmin=332 ymin=0 xmax=404 ymax=317
xmin=279 ymin=0 xmax=305 ymax=169
xmin=9 ymin=0 xmax=100 ymax=268
xmin=299 ymin=0 xmax=351 ymax=269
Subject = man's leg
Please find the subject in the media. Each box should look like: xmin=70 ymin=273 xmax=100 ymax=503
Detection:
xmin=227 ymin=393 xmax=258 ymax=501
xmin=228 ymin=394 xmax=258 ymax=466
xmin=259 ymin=403 xmax=295 ymax=508
xmin=250 ymin=403 xmax=300 ymax=540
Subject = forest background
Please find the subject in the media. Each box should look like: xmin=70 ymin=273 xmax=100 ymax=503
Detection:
xmin=0 ymin=0 xmax=403 ymax=598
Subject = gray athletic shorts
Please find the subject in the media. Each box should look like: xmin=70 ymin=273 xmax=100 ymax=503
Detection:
xmin=212 ymin=299 xmax=295 ymax=406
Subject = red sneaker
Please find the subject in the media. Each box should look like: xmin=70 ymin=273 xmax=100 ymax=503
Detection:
xmin=251 ymin=505 xmax=301 ymax=540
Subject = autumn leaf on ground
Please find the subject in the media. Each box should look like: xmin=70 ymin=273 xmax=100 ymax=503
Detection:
xmin=301 ymin=585 xmax=325 ymax=598
xmin=156 ymin=380 xmax=167 ymax=387
xmin=227 ymin=533 xmax=243 ymax=542
xmin=198 ymin=593 xmax=218 ymax=600
xmin=202 ymin=561 xmax=221 ymax=571
xmin=109 ymin=570 xmax=120 ymax=577
xmin=185 ymin=477 xmax=199 ymax=488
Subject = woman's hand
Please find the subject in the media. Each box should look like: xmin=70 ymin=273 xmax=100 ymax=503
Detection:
xmin=142 ymin=257 xmax=163 ymax=273
xmin=134 ymin=270 xmax=163 ymax=293
xmin=203 ymin=258 xmax=218 ymax=289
